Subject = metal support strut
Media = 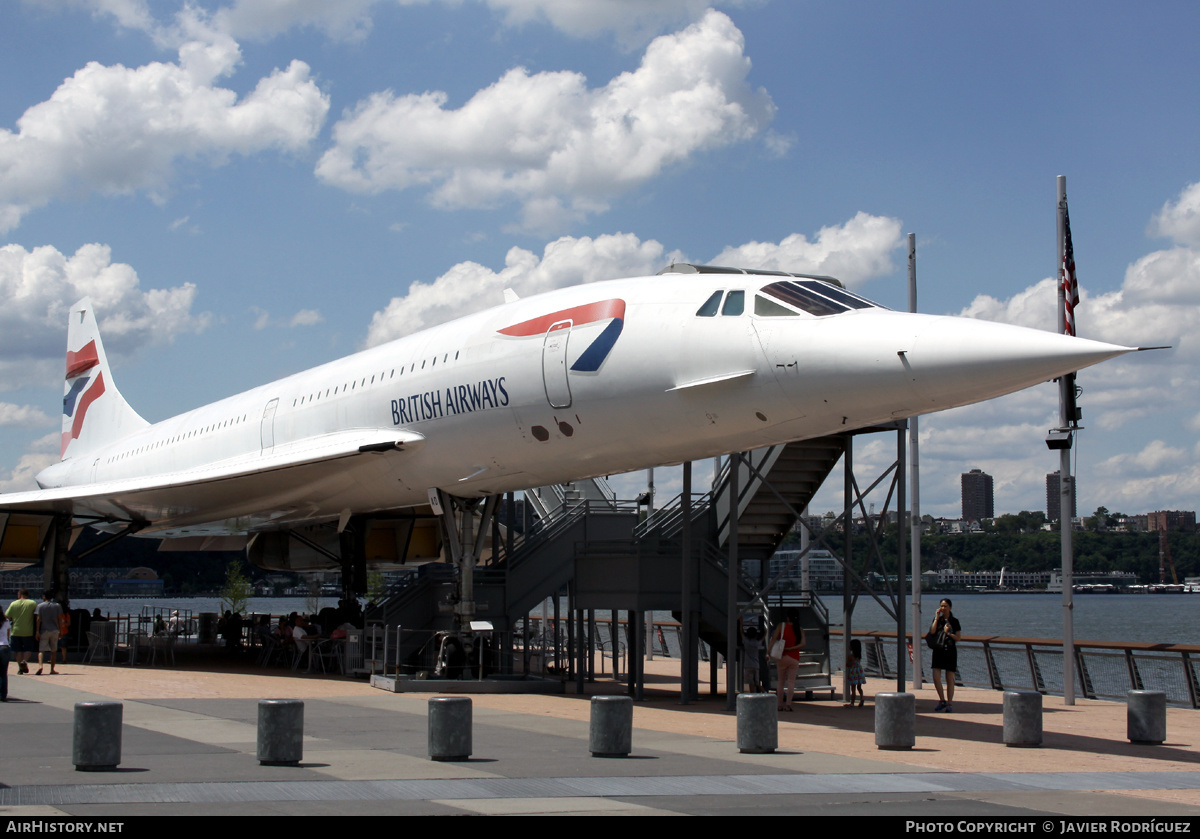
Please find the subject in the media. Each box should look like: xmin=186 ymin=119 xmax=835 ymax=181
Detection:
xmin=434 ymin=491 xmax=498 ymax=638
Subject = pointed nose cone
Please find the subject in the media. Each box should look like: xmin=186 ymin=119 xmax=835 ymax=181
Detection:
xmin=907 ymin=316 xmax=1134 ymax=410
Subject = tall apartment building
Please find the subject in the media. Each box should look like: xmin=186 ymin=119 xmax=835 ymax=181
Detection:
xmin=961 ymin=468 xmax=994 ymax=523
xmin=1046 ymin=470 xmax=1077 ymax=522
xmin=1147 ymin=510 xmax=1196 ymax=532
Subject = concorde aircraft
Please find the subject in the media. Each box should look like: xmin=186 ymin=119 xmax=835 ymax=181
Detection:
xmin=0 ymin=263 xmax=1135 ymax=587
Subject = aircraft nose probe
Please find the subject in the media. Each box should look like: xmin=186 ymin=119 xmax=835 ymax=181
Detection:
xmin=902 ymin=315 xmax=1137 ymax=411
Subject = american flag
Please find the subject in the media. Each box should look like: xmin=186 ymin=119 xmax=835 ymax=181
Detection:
xmin=1061 ymin=203 xmax=1078 ymax=337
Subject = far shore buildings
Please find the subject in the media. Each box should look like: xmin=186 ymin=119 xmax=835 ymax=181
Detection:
xmin=961 ymin=468 xmax=994 ymax=524
xmin=757 ymin=554 xmax=1141 ymax=591
xmin=0 ymin=566 xmax=163 ymax=598
xmin=1147 ymin=510 xmax=1196 ymax=532
xmin=1045 ymin=470 xmax=1078 ymax=523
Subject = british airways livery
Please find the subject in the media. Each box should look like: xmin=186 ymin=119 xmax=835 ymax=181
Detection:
xmin=0 ymin=264 xmax=1134 ymax=583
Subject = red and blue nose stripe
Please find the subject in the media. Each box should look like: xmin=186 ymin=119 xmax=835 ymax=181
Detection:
xmin=499 ymin=299 xmax=625 ymax=372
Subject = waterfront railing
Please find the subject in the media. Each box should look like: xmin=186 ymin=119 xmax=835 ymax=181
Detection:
xmin=853 ymin=631 xmax=1200 ymax=709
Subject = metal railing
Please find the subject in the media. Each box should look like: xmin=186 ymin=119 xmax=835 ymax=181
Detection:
xmin=363 ymin=617 xmax=721 ymax=683
xmin=851 ymin=631 xmax=1200 ymax=709
xmin=633 ymin=490 xmax=714 ymax=540
xmin=492 ymin=498 xmax=640 ymax=567
xmin=514 ymin=616 xmax=713 ymax=675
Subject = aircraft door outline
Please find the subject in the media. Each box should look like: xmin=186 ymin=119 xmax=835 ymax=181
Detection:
xmin=751 ymin=320 xmax=807 ymax=418
xmin=260 ymin=398 xmax=279 ymax=454
xmin=542 ymin=320 xmax=572 ymax=409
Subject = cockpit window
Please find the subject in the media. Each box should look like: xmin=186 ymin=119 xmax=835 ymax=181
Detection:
xmin=696 ymin=290 xmax=722 ymax=317
xmin=721 ymin=290 xmax=745 ymax=316
xmin=754 ymin=294 xmax=799 ymax=317
xmin=759 ymin=280 xmax=884 ymax=317
xmin=761 ymin=281 xmax=847 ymax=316
xmin=796 ymin=280 xmax=875 ymax=310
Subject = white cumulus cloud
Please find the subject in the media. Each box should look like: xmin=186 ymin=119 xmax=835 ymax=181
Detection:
xmin=1097 ymin=440 xmax=1188 ymax=476
xmin=924 ymin=184 xmax=1200 ymax=515
xmin=0 ymin=432 xmax=62 ymax=492
xmin=0 ymin=451 xmax=60 ymax=494
xmin=365 ymin=232 xmax=678 ymax=346
xmin=317 ymin=11 xmax=775 ymax=230
xmin=215 ymin=0 xmax=386 ymax=41
xmin=1150 ymin=180 xmax=1200 ymax=248
xmin=0 ymin=12 xmax=329 ymax=232
xmin=201 ymin=0 xmax=751 ymax=45
xmin=0 ymin=243 xmax=209 ymax=373
xmin=957 ymin=276 xmax=1060 ymax=333
xmin=0 ymin=403 xmax=53 ymax=428
xmin=710 ymin=212 xmax=905 ymax=289
xmin=363 ymin=211 xmax=904 ymax=346
xmin=27 ymin=0 xmax=159 ymax=34
xmin=289 ymin=309 xmax=324 ymax=327
xmin=483 ymin=0 xmax=756 ymax=45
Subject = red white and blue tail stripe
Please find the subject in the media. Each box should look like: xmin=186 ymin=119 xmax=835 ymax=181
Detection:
xmin=59 ymin=299 xmax=147 ymax=459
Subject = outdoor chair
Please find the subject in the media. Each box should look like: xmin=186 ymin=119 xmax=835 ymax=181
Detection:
xmin=147 ymin=634 xmax=176 ymax=666
xmin=83 ymin=630 xmax=114 ymax=665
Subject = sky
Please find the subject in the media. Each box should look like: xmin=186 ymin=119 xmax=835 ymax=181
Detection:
xmin=1 ymin=0 xmax=1198 ymax=522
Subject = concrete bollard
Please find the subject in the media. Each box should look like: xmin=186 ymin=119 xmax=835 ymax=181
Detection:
xmin=874 ymin=692 xmax=915 ymax=750
xmin=590 ymin=695 xmax=633 ymax=757
xmin=428 ymin=696 xmax=472 ymax=761
xmin=257 ymin=699 xmax=304 ymax=766
xmin=1002 ymin=690 xmax=1043 ymax=747
xmin=73 ymin=701 xmax=123 ymax=771
xmin=1127 ymin=690 xmax=1166 ymax=745
xmin=736 ymin=693 xmax=778 ymax=754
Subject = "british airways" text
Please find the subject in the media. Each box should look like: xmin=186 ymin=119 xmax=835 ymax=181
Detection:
xmin=390 ymin=377 xmax=509 ymax=425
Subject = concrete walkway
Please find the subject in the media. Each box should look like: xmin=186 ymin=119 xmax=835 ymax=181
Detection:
xmin=1 ymin=654 xmax=1198 ymax=817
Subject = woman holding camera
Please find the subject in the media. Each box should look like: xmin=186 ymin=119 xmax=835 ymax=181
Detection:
xmin=928 ymin=598 xmax=961 ymax=712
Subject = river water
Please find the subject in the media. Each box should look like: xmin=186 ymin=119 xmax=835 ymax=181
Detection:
xmin=67 ymin=592 xmax=1200 ymax=646
xmin=64 ymin=592 xmax=1199 ymax=701
xmin=819 ymin=592 xmax=1200 ymax=646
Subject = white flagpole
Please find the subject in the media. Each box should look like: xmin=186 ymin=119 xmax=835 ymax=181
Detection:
xmin=1057 ymin=175 xmax=1076 ymax=706
xmin=908 ymin=232 xmax=923 ymax=690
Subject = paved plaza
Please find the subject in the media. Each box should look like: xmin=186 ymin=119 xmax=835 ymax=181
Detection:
xmin=1 ymin=654 xmax=1198 ymax=817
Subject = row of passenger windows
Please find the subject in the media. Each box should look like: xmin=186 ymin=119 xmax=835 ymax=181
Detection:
xmin=292 ymin=351 xmax=462 ymax=408
xmin=107 ymin=347 xmax=470 ymax=464
xmin=106 ymin=413 xmax=251 ymax=464
xmin=697 ymin=280 xmax=882 ymax=319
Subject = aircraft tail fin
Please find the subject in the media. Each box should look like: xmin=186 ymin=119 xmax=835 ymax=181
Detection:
xmin=60 ymin=298 xmax=149 ymax=459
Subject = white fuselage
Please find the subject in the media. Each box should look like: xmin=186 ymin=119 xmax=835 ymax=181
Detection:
xmin=31 ymin=272 xmax=1130 ymax=536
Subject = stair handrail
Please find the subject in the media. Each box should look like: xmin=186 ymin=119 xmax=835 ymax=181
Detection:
xmin=490 ymin=498 xmax=584 ymax=566
xmin=525 ymin=484 xmax=567 ymax=518
xmin=697 ymin=538 xmax=765 ymax=601
xmin=593 ymin=475 xmax=618 ymax=505
xmin=496 ymin=497 xmax=640 ymax=569
xmin=506 ymin=497 xmax=588 ymax=568
xmin=714 ymin=445 xmax=786 ymax=546
xmin=633 ymin=492 xmax=681 ymax=536
xmin=490 ymin=491 xmax=583 ymax=565
xmin=633 ymin=488 xmax=714 ymax=539
xmin=368 ymin=563 xmax=452 ymax=619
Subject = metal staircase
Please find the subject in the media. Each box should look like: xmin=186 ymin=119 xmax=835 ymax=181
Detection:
xmin=367 ymin=438 xmax=848 ymax=682
xmin=367 ymin=478 xmax=635 ymax=667
xmin=714 ymin=437 xmax=846 ymax=563
xmin=498 ymin=498 xmax=639 ymax=618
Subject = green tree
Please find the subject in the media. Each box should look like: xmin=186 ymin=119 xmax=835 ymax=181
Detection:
xmin=220 ymin=561 xmax=252 ymax=615
xmin=1086 ymin=506 xmax=1111 ymax=532
xmin=305 ymin=576 xmax=322 ymax=615
xmin=366 ymin=570 xmax=388 ymax=604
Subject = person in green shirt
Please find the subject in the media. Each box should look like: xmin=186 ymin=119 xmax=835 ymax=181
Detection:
xmin=5 ymin=590 xmax=37 ymax=675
